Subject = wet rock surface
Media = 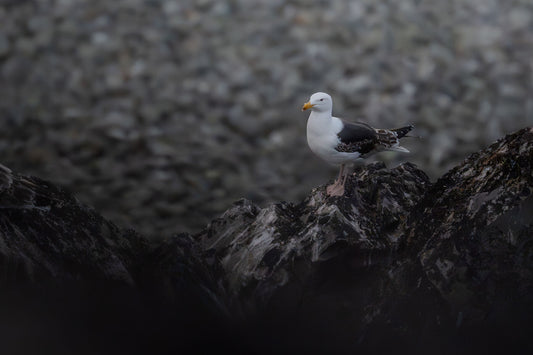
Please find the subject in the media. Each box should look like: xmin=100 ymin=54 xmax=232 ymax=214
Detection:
xmin=1 ymin=128 xmax=533 ymax=354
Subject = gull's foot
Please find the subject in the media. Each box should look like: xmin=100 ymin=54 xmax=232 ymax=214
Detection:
xmin=326 ymin=183 xmax=345 ymax=197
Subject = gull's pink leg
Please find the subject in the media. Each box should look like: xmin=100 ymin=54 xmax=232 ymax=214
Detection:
xmin=339 ymin=169 xmax=349 ymax=189
xmin=337 ymin=164 xmax=345 ymax=183
xmin=327 ymin=164 xmax=346 ymax=196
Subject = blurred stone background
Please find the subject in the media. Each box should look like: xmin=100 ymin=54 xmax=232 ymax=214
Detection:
xmin=1 ymin=0 xmax=532 ymax=236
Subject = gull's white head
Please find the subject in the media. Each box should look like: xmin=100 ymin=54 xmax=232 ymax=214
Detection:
xmin=301 ymin=92 xmax=333 ymax=113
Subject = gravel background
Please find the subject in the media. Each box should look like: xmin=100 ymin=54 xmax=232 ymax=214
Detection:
xmin=1 ymin=0 xmax=532 ymax=236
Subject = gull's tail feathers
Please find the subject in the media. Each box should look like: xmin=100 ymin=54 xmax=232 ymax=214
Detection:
xmin=391 ymin=124 xmax=414 ymax=139
xmin=375 ymin=125 xmax=413 ymax=153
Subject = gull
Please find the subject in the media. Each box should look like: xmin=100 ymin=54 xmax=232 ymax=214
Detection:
xmin=302 ymin=92 xmax=413 ymax=196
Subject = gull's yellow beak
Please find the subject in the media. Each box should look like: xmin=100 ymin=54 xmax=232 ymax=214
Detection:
xmin=301 ymin=102 xmax=314 ymax=111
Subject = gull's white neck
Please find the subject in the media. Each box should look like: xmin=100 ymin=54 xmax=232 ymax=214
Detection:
xmin=310 ymin=109 xmax=332 ymax=118
xmin=307 ymin=110 xmax=333 ymax=135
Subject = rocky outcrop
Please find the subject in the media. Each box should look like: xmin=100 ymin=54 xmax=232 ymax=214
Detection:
xmin=1 ymin=128 xmax=532 ymax=354
xmin=0 ymin=164 xmax=145 ymax=284
xmin=401 ymin=127 xmax=533 ymax=345
xmin=0 ymin=164 xmax=229 ymax=354
xmin=197 ymin=162 xmax=430 ymax=313
xmin=193 ymin=128 xmax=533 ymax=353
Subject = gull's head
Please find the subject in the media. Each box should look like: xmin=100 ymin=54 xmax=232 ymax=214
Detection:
xmin=301 ymin=92 xmax=333 ymax=113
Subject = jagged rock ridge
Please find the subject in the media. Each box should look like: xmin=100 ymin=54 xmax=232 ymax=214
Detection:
xmin=0 ymin=164 xmax=145 ymax=284
xmin=197 ymin=162 xmax=430 ymax=310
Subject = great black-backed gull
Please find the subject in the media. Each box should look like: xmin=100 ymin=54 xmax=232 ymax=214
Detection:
xmin=302 ymin=92 xmax=413 ymax=196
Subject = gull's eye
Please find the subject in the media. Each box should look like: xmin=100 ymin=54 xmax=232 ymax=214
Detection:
xmin=320 ymin=98 xmax=324 ymax=101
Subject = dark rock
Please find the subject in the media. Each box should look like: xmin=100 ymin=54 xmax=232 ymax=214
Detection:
xmin=404 ymin=126 xmax=533 ymax=331
xmin=0 ymin=163 xmax=230 ymax=354
xmin=1 ymin=128 xmax=533 ymax=354
xmin=197 ymin=128 xmax=533 ymax=353
xmin=197 ymin=162 xmax=430 ymax=312
xmin=0 ymin=163 xmax=145 ymax=284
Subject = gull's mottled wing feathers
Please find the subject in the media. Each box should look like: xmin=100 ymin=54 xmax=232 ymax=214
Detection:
xmin=335 ymin=120 xmax=413 ymax=155
xmin=335 ymin=121 xmax=378 ymax=154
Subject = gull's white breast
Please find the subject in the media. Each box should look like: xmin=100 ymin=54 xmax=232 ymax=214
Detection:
xmin=306 ymin=114 xmax=361 ymax=165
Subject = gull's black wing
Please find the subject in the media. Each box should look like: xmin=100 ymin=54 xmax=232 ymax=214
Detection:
xmin=335 ymin=121 xmax=378 ymax=154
